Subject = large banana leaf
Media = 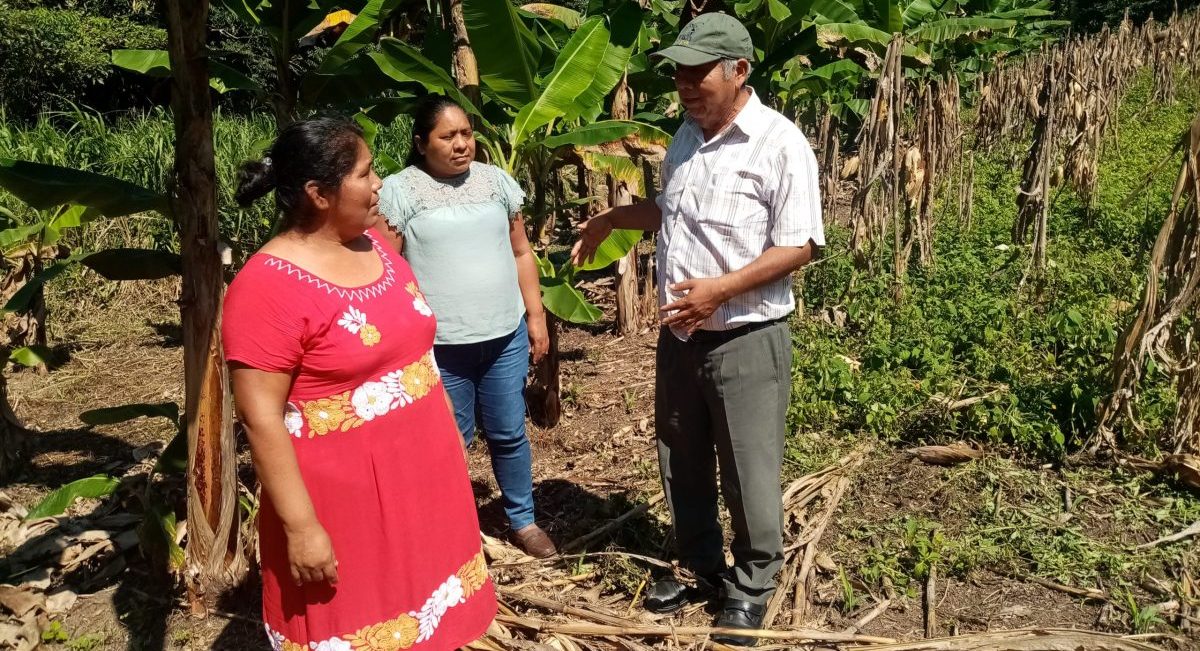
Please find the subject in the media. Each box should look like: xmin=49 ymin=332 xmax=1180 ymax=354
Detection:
xmin=575 ymin=229 xmax=641 ymax=272
xmin=870 ymin=0 xmax=902 ymax=33
xmin=577 ymin=150 xmax=645 ymax=195
xmin=541 ymin=277 xmax=602 ymax=324
xmin=215 ymin=0 xmax=336 ymax=49
xmin=80 ymin=402 xmax=180 ymax=426
xmin=463 ymin=0 xmax=541 ymax=108
xmin=302 ymin=50 xmax=400 ymax=109
xmin=0 ymin=224 xmax=43 ymax=252
xmin=371 ymin=38 xmax=487 ymax=123
xmin=909 ymin=17 xmax=1017 ymax=43
xmin=750 ymin=24 xmax=817 ymax=88
xmin=564 ymin=1 xmax=643 ymax=124
xmin=82 ymin=249 xmax=183 ymax=281
xmin=815 ymin=23 xmax=932 ymax=65
xmin=0 ymin=159 xmax=168 ymax=217
xmin=111 ymin=49 xmax=263 ymax=94
xmin=44 ymin=205 xmax=96 ymax=248
xmin=3 ymin=248 xmax=181 ymax=314
xmin=8 ymin=346 xmax=52 ymax=368
xmin=316 ymin=0 xmax=405 ymax=73
xmin=810 ymin=0 xmax=860 ymax=24
xmin=815 ymin=22 xmax=892 ymax=48
xmin=26 ymin=475 xmax=121 ymax=520
xmin=520 ymin=3 xmax=583 ymax=29
xmin=541 ymin=121 xmax=639 ymax=148
xmin=513 ymin=17 xmax=612 ymax=143
xmin=901 ymin=0 xmax=937 ymax=28
xmin=2 ymin=255 xmax=85 ymax=313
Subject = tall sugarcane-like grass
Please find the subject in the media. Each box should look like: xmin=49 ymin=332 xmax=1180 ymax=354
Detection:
xmin=0 ymin=105 xmax=413 ymax=256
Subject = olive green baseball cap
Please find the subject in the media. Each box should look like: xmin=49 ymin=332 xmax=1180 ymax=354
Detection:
xmin=652 ymin=13 xmax=754 ymax=67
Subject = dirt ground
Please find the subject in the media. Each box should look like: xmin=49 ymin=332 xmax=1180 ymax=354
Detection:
xmin=2 ymin=280 xmax=1197 ymax=650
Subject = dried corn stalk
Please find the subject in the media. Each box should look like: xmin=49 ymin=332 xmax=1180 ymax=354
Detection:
xmin=901 ymin=76 xmax=961 ymax=277
xmin=850 ymin=36 xmax=905 ymax=273
xmin=816 ymin=108 xmax=842 ymax=223
xmin=1012 ymin=53 xmax=1058 ymax=273
xmin=1097 ymin=115 xmax=1200 ymax=455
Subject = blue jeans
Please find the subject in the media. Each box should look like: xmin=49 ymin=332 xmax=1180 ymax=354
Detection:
xmin=435 ymin=319 xmax=536 ymax=531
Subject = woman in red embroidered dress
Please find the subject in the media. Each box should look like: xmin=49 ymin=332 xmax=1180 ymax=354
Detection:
xmin=222 ymin=117 xmax=495 ymax=651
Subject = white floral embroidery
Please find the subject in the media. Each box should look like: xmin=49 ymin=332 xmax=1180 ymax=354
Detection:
xmin=264 ymin=552 xmax=487 ymax=650
xmin=351 ymin=381 xmax=392 ymax=420
xmin=283 ymin=403 xmax=304 ymax=438
xmin=337 ymin=306 xmax=368 ymax=335
xmin=381 ymin=369 xmax=416 ymax=409
xmin=412 ymin=295 xmax=433 ymax=317
xmin=309 ymin=639 xmax=352 ymax=651
xmin=265 ymin=623 xmax=285 ymax=651
xmin=412 ymin=575 xmax=465 ymax=643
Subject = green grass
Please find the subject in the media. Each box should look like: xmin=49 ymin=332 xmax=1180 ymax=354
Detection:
xmin=835 ymin=456 xmax=1200 ymax=602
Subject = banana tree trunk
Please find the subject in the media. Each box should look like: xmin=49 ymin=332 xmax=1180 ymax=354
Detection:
xmin=166 ymin=0 xmax=246 ymax=614
xmin=442 ymin=0 xmax=481 ymax=114
xmin=613 ymin=181 xmax=638 ymax=335
xmin=611 ymin=73 xmax=640 ymax=335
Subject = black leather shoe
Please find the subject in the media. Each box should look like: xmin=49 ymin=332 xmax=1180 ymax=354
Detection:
xmin=712 ymin=598 xmax=766 ymax=647
xmin=642 ymin=573 xmax=723 ymax=614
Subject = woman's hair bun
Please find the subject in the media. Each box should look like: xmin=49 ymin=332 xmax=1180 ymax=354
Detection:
xmin=234 ymin=154 xmax=278 ymax=207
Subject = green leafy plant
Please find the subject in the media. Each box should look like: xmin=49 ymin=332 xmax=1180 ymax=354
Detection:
xmin=838 ymin=565 xmax=860 ymax=613
xmin=0 ymin=7 xmax=165 ymax=116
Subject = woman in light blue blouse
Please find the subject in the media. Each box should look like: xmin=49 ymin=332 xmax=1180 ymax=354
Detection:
xmin=378 ymin=96 xmax=556 ymax=558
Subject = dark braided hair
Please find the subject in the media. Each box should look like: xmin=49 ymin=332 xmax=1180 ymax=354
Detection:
xmin=235 ymin=115 xmax=365 ymax=230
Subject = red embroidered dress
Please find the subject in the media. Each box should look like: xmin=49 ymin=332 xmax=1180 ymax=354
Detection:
xmin=222 ymin=230 xmax=495 ymax=651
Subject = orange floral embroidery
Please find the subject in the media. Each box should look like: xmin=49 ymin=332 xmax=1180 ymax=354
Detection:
xmin=291 ymin=352 xmax=440 ymax=438
xmin=345 ymin=614 xmax=420 ymax=650
xmin=268 ymin=552 xmax=489 ymax=651
xmin=338 ymin=306 xmax=383 ymax=347
xmin=301 ymin=392 xmax=364 ymax=436
xmin=456 ymin=552 xmax=488 ymax=598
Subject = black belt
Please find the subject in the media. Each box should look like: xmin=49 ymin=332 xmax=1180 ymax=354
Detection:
xmin=686 ymin=316 xmax=787 ymax=345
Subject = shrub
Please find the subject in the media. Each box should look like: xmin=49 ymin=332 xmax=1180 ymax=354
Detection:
xmin=0 ymin=8 xmax=166 ymax=117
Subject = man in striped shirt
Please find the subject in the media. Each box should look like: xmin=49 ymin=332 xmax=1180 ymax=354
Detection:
xmin=572 ymin=12 xmax=824 ymax=646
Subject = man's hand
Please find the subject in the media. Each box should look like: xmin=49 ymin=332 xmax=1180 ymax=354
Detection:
xmin=527 ymin=312 xmax=549 ymax=364
xmin=570 ymin=210 xmax=614 ymax=266
xmin=660 ymin=277 xmax=730 ymax=334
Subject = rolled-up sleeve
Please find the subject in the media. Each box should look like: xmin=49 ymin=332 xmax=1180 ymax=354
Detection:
xmin=768 ymin=136 xmax=825 ymax=248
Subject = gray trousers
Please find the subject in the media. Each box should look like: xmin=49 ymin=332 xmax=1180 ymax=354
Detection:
xmin=654 ymin=321 xmax=791 ymax=605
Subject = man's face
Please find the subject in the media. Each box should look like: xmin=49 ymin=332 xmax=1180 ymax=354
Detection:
xmin=672 ymin=59 xmax=747 ymax=129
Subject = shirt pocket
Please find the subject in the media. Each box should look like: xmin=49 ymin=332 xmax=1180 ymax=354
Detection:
xmin=701 ymin=165 xmax=769 ymax=229
xmin=659 ymin=169 xmax=689 ymax=216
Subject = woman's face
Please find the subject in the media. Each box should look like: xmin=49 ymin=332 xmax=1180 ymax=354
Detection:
xmin=328 ymin=138 xmax=383 ymax=235
xmin=419 ymin=106 xmax=475 ymax=177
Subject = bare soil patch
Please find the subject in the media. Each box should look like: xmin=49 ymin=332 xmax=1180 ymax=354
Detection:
xmin=3 ymin=290 xmax=1196 ymax=650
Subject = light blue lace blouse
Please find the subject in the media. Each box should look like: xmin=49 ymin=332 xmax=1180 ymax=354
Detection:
xmin=379 ymin=162 xmax=527 ymax=345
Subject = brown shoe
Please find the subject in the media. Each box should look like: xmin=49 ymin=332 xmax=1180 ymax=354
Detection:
xmin=513 ymin=524 xmax=557 ymax=558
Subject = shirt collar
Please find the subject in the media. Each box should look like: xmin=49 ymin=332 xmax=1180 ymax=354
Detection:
xmin=730 ymin=89 xmax=764 ymax=138
xmin=684 ymin=88 xmax=764 ymax=146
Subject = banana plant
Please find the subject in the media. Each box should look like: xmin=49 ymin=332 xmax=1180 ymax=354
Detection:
xmin=113 ymin=0 xmax=406 ymax=124
xmin=25 ymin=401 xmax=192 ymax=572
xmin=0 ymin=159 xmax=181 ymax=345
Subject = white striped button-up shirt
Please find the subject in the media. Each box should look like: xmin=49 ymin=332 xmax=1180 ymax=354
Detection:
xmin=656 ymin=90 xmax=825 ymax=340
